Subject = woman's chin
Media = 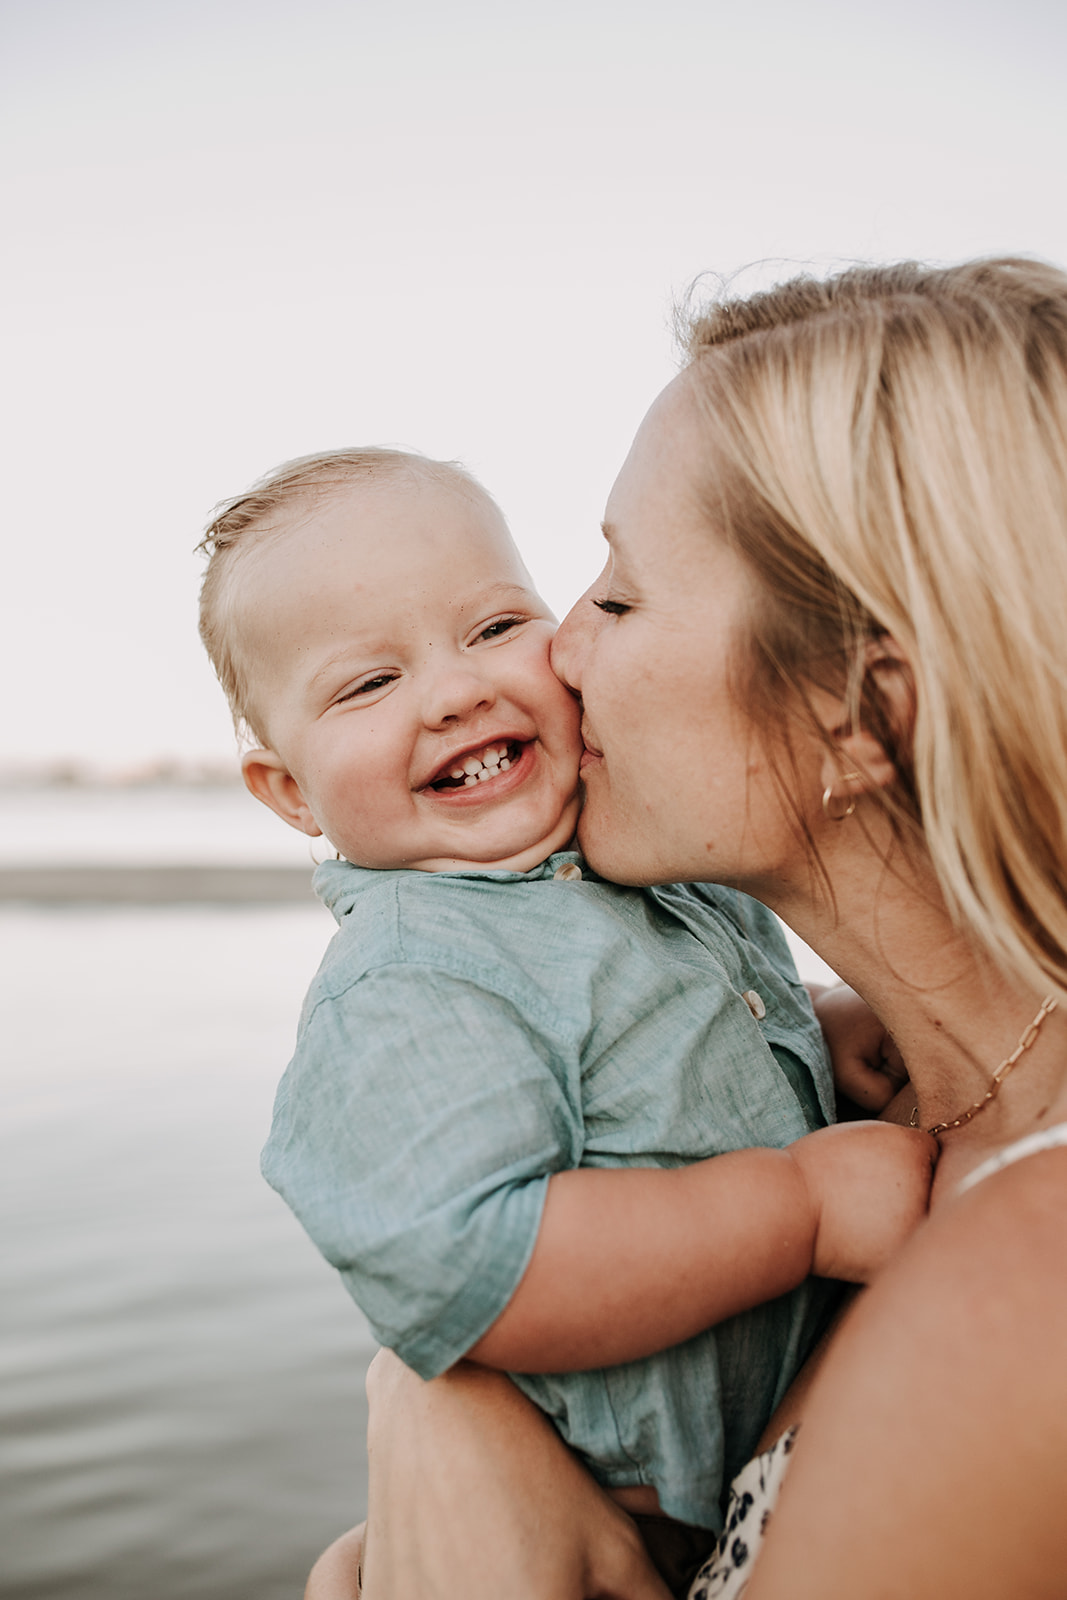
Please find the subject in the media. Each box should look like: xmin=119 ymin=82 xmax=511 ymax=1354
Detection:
xmin=576 ymin=815 xmax=654 ymax=887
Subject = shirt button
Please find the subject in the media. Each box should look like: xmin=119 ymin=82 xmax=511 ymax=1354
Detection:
xmin=743 ymin=989 xmax=766 ymax=1019
xmin=553 ymin=862 xmax=583 ymax=882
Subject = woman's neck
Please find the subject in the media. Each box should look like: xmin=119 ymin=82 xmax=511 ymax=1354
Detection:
xmin=771 ymin=827 xmax=1067 ymax=1198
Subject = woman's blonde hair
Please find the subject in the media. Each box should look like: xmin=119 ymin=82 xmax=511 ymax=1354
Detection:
xmin=680 ymin=257 xmax=1067 ymax=995
xmin=197 ymin=447 xmax=488 ymax=745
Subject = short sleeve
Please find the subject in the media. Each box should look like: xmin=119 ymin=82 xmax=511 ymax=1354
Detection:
xmin=261 ymin=962 xmax=585 ymax=1377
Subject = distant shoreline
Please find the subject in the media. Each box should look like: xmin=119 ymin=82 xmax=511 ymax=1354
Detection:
xmin=0 ymin=865 xmax=316 ymax=904
xmin=0 ymin=767 xmax=244 ymax=791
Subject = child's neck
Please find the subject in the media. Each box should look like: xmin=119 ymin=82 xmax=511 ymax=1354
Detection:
xmin=409 ymin=828 xmax=579 ymax=876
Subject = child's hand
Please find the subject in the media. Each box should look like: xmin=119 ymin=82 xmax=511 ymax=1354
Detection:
xmin=789 ymin=1121 xmax=938 ymax=1283
xmin=811 ymin=983 xmax=909 ymax=1113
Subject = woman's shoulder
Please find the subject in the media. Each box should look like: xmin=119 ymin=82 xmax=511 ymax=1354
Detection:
xmin=739 ymin=1150 xmax=1067 ymax=1596
xmin=954 ymin=1119 xmax=1067 ymax=1195
xmin=918 ymin=1126 xmax=1067 ymax=1305
xmin=940 ymin=1134 xmax=1067 ymax=1302
xmin=874 ymin=1138 xmax=1067 ymax=1347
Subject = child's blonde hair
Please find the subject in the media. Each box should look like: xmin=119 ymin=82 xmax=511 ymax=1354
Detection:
xmin=680 ymin=257 xmax=1067 ymax=996
xmin=197 ymin=447 xmax=491 ymax=745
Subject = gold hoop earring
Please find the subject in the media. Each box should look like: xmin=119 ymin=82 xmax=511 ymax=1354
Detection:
xmin=821 ymin=771 xmax=862 ymax=822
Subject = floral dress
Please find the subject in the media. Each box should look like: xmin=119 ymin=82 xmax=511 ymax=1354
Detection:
xmin=686 ymin=1427 xmax=797 ymax=1599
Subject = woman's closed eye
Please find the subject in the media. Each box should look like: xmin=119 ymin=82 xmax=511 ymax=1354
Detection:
xmin=593 ymin=597 xmax=631 ymax=617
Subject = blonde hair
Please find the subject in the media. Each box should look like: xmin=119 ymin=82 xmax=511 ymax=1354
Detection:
xmin=197 ymin=447 xmax=491 ymax=745
xmin=680 ymin=257 xmax=1067 ymax=996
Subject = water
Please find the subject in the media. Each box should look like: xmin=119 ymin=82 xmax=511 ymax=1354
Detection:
xmin=0 ymin=782 xmax=317 ymax=866
xmin=0 ymin=899 xmax=373 ymax=1600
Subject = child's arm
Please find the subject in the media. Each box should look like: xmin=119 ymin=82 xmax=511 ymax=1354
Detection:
xmin=809 ymin=982 xmax=910 ymax=1113
xmin=467 ymin=1120 xmax=937 ymax=1372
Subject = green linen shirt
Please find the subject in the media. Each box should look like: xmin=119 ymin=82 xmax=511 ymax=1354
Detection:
xmin=262 ymin=850 xmax=838 ymax=1531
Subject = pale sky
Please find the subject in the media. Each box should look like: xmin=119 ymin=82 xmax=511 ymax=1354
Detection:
xmin=3 ymin=0 xmax=1065 ymax=772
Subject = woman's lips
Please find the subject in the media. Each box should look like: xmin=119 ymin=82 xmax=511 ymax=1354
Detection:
xmin=578 ymin=727 xmax=603 ymax=771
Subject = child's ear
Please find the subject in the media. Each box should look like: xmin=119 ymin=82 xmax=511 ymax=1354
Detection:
xmin=811 ymin=635 xmax=916 ymax=800
xmin=241 ymin=748 xmax=323 ymax=837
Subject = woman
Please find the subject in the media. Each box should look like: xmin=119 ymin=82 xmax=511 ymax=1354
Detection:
xmin=312 ymin=257 xmax=1067 ymax=1597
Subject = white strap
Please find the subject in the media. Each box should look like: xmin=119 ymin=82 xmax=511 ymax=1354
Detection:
xmin=956 ymin=1121 xmax=1067 ymax=1195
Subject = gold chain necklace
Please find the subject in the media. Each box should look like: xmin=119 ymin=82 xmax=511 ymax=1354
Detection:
xmin=911 ymin=995 xmax=1058 ymax=1137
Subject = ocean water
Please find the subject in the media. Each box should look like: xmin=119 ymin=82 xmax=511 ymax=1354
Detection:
xmin=0 ymin=781 xmax=318 ymax=866
xmin=0 ymin=897 xmax=372 ymax=1600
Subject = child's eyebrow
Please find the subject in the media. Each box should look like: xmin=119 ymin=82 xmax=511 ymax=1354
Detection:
xmin=304 ymin=583 xmax=537 ymax=692
xmin=307 ymin=644 xmax=383 ymax=690
xmin=464 ymin=580 xmax=538 ymax=611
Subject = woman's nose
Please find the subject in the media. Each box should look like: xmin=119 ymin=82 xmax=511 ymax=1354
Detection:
xmin=550 ymin=585 xmax=594 ymax=693
xmin=422 ymin=662 xmax=496 ymax=728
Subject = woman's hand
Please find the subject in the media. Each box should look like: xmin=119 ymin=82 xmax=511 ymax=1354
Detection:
xmin=305 ymin=1524 xmax=366 ymax=1600
xmin=354 ymin=1350 xmax=672 ymax=1600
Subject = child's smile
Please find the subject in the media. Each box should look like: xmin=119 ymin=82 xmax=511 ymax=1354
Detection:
xmin=237 ymin=475 xmax=584 ymax=873
xmin=427 ymin=737 xmax=521 ymax=792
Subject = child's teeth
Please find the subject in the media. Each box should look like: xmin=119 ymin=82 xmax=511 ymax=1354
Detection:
xmin=441 ymin=742 xmax=518 ymax=788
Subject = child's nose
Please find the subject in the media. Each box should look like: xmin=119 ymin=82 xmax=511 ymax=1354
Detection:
xmin=422 ymin=662 xmax=497 ymax=728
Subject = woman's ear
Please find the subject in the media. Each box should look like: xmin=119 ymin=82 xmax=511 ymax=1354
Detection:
xmin=241 ymin=748 xmax=323 ymax=837
xmin=813 ymin=635 xmax=916 ymax=799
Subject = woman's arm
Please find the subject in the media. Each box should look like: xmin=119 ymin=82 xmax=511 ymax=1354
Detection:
xmin=744 ymin=1151 xmax=1067 ymax=1598
xmin=355 ymin=1354 xmax=673 ymax=1600
xmin=303 ymin=1361 xmax=670 ymax=1600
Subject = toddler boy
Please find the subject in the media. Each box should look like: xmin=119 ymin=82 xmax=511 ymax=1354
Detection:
xmin=197 ymin=448 xmax=931 ymax=1564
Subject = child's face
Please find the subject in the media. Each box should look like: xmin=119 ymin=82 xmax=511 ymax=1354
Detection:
xmin=239 ymin=477 xmax=584 ymax=873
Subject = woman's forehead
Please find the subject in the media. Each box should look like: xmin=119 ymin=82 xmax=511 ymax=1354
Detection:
xmin=604 ymin=376 xmax=707 ymax=549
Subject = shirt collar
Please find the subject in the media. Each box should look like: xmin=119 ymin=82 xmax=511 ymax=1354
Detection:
xmin=314 ymin=849 xmax=590 ymax=921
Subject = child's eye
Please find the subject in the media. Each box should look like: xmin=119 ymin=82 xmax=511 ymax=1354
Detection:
xmin=335 ymin=672 xmax=398 ymax=704
xmin=476 ymin=616 xmax=524 ymax=643
xmin=593 ymin=597 xmax=631 ymax=617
